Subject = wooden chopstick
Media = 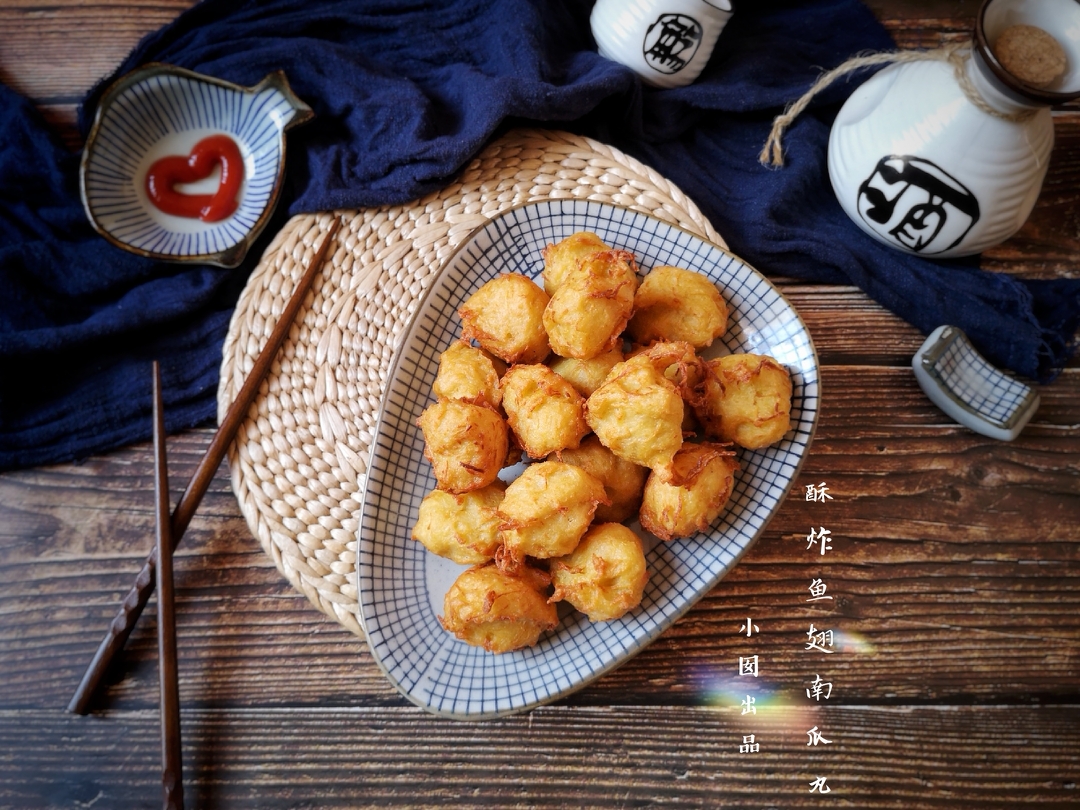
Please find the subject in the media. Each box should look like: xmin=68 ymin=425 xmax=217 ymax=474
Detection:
xmin=153 ymin=361 xmax=184 ymax=810
xmin=67 ymin=216 xmax=342 ymax=715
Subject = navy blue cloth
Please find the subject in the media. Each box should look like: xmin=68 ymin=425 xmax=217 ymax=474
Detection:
xmin=2 ymin=0 xmax=1078 ymax=470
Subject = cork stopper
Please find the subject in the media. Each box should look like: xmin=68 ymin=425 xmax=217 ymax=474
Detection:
xmin=992 ymin=24 xmax=1067 ymax=89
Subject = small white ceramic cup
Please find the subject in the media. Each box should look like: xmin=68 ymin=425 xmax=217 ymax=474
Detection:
xmin=591 ymin=0 xmax=733 ymax=89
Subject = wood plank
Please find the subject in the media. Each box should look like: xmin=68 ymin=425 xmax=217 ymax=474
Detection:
xmin=1 ymin=537 xmax=1077 ymax=710
xmin=1 ymin=705 xmax=1077 ymax=808
xmin=0 ymin=2 xmax=196 ymax=102
xmin=2 ymin=366 xmax=1075 ymax=710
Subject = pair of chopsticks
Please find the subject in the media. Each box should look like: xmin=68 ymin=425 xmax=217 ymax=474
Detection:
xmin=67 ymin=219 xmax=341 ymax=728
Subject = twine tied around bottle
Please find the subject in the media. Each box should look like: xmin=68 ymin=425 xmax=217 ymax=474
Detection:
xmin=759 ymin=41 xmax=1038 ymax=168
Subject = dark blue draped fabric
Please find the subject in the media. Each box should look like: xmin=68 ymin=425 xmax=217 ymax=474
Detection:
xmin=1 ymin=0 xmax=1077 ymax=470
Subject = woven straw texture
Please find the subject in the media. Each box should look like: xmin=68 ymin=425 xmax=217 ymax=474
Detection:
xmin=217 ymin=128 xmax=725 ymax=637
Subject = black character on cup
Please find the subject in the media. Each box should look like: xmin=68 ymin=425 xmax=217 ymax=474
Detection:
xmin=642 ymin=14 xmax=702 ymax=75
xmin=857 ymin=156 xmax=980 ymax=254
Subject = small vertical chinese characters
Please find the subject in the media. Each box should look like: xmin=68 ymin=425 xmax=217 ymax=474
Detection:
xmin=802 ymin=481 xmax=837 ymax=793
xmin=737 ymin=619 xmax=761 ymax=753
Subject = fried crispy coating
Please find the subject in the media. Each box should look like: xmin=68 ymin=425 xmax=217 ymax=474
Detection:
xmin=549 ymin=523 xmax=649 ymax=621
xmin=541 ymin=231 xmax=610 ymax=295
xmin=627 ymin=265 xmax=729 ymax=348
xmin=639 ymin=442 xmax=739 ymax=541
xmin=499 ymin=364 xmax=588 ymax=459
xmin=458 ymin=274 xmax=551 ymax=364
xmin=432 ymin=340 xmax=504 ymax=408
xmin=543 ymin=249 xmax=638 ymax=360
xmin=497 ymin=460 xmax=608 ymax=563
xmin=439 ymin=562 xmax=558 ymax=653
xmin=412 ymin=481 xmax=507 ymax=565
xmin=548 ymin=347 xmax=625 ymax=398
xmin=697 ymin=353 xmax=793 ymax=449
xmin=558 ymin=434 xmax=647 ymax=524
xmin=585 ymin=354 xmax=685 ymax=475
xmin=634 ymin=341 xmax=712 ymax=411
xmin=418 ymin=399 xmax=509 ymax=493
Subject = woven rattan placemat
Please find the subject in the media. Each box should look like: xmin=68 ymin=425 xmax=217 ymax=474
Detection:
xmin=217 ymin=128 xmax=725 ymax=637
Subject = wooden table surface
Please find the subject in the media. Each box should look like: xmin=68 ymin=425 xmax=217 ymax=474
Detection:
xmin=2 ymin=1 xmax=1078 ymax=807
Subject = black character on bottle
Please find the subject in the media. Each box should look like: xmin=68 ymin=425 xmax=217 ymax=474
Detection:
xmin=642 ymin=14 xmax=702 ymax=75
xmin=857 ymin=156 xmax=980 ymax=254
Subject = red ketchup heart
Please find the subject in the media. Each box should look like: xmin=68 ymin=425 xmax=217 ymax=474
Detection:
xmin=145 ymin=134 xmax=245 ymax=222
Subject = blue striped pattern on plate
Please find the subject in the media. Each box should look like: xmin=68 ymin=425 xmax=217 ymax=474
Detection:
xmin=81 ymin=65 xmax=310 ymax=267
xmin=358 ymin=200 xmax=820 ymax=719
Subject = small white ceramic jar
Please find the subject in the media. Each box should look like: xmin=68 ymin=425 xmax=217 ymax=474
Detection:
xmin=591 ymin=0 xmax=733 ymax=89
xmin=827 ymin=0 xmax=1080 ymax=258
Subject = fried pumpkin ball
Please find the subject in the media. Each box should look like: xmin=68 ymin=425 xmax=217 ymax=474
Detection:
xmin=639 ymin=443 xmax=739 ymax=542
xmin=627 ymin=265 xmax=729 ymax=348
xmin=585 ymin=354 xmax=685 ymax=475
xmin=412 ymin=481 xmax=507 ymax=565
xmin=500 ymin=364 xmax=588 ymax=459
xmin=439 ymin=562 xmax=558 ymax=653
xmin=497 ymin=460 xmax=608 ymax=564
xmin=541 ymin=231 xmax=610 ymax=295
xmin=543 ymin=249 xmax=638 ymax=360
xmin=432 ymin=340 xmax=505 ymax=408
xmin=418 ymin=399 xmax=509 ymax=493
xmin=697 ymin=353 xmax=793 ymax=449
xmin=558 ymin=434 xmax=647 ymax=524
xmin=458 ymin=274 xmax=551 ymax=364
xmin=549 ymin=523 xmax=649 ymax=621
xmin=548 ymin=347 xmax=625 ymax=398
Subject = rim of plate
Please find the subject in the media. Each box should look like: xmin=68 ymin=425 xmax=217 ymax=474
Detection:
xmin=80 ymin=63 xmax=312 ymax=268
xmin=358 ymin=199 xmax=820 ymax=720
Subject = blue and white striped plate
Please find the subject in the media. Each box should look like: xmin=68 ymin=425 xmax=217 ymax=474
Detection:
xmin=358 ymin=200 xmax=821 ymax=720
xmin=80 ymin=64 xmax=312 ymax=268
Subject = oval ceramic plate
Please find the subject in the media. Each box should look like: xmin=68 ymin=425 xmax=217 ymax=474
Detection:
xmin=358 ymin=200 xmax=820 ymax=719
xmin=80 ymin=63 xmax=312 ymax=268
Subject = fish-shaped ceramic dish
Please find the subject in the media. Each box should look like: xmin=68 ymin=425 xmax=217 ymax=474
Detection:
xmin=80 ymin=63 xmax=312 ymax=268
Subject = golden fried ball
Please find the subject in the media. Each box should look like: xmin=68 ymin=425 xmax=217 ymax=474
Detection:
xmin=697 ymin=353 xmax=793 ymax=449
xmin=558 ymin=434 xmax=647 ymax=524
xmin=543 ymin=250 xmax=638 ymax=360
xmin=549 ymin=523 xmax=649 ymax=621
xmin=499 ymin=364 xmax=588 ymax=459
xmin=497 ymin=460 xmax=608 ymax=564
xmin=541 ymin=231 xmax=610 ymax=295
xmin=412 ymin=481 xmax=507 ymax=565
xmin=585 ymin=354 xmax=685 ymax=475
xmin=548 ymin=347 xmax=625 ymax=398
xmin=439 ymin=563 xmax=558 ymax=653
xmin=626 ymin=265 xmax=729 ymax=348
xmin=458 ymin=274 xmax=551 ymax=364
xmin=639 ymin=443 xmax=739 ymax=541
xmin=418 ymin=399 xmax=509 ymax=493
xmin=432 ymin=340 xmax=504 ymax=408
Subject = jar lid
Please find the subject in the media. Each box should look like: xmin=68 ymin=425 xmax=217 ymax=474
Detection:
xmin=974 ymin=0 xmax=1080 ymax=105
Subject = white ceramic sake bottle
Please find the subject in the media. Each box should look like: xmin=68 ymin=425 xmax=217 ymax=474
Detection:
xmin=591 ymin=0 xmax=733 ymax=89
xmin=827 ymin=0 xmax=1080 ymax=258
